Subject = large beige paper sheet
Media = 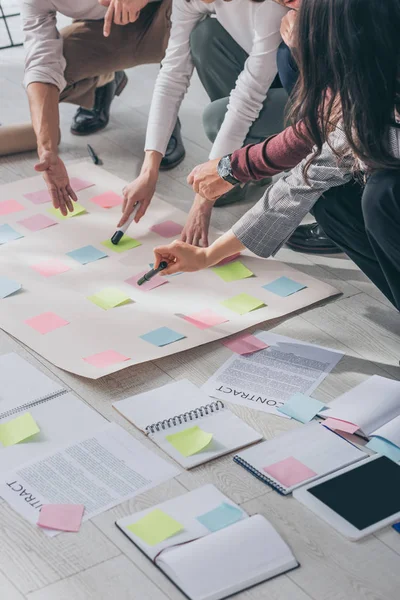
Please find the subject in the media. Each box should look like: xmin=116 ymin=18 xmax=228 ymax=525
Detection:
xmin=0 ymin=163 xmax=339 ymax=378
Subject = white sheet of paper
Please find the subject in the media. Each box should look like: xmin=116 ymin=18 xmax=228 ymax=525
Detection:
xmin=202 ymin=331 xmax=344 ymax=415
xmin=0 ymin=423 xmax=180 ymax=536
xmin=0 ymin=163 xmax=339 ymax=378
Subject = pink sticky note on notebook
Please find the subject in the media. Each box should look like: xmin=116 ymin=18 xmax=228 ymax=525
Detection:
xmin=25 ymin=312 xmax=69 ymax=335
xmin=24 ymin=189 xmax=52 ymax=204
xmin=263 ymin=457 xmax=317 ymax=487
xmin=69 ymin=177 xmax=94 ymax=192
xmin=125 ymin=272 xmax=168 ymax=291
xmin=90 ymin=191 xmax=123 ymax=209
xmin=37 ymin=504 xmax=84 ymax=532
xmin=150 ymin=220 xmax=183 ymax=238
xmin=31 ymin=259 xmax=71 ymax=277
xmin=83 ymin=350 xmax=129 ymax=368
xmin=0 ymin=199 xmax=25 ymax=215
xmin=18 ymin=214 xmax=57 ymax=232
xmin=222 ymin=333 xmax=268 ymax=355
xmin=216 ymin=253 xmax=242 ymax=266
xmin=323 ymin=418 xmax=359 ymax=434
xmin=183 ymin=309 xmax=228 ymax=330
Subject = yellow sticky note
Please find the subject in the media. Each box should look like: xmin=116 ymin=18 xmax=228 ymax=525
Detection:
xmin=166 ymin=426 xmax=213 ymax=457
xmin=88 ymin=287 xmax=131 ymax=310
xmin=221 ymin=293 xmax=266 ymax=315
xmin=0 ymin=413 xmax=40 ymax=447
xmin=127 ymin=509 xmax=183 ymax=546
xmin=211 ymin=261 xmax=254 ymax=282
xmin=48 ymin=203 xmax=87 ymax=220
xmin=102 ymin=237 xmax=142 ymax=253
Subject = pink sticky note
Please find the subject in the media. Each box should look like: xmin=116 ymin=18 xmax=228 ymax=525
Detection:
xmin=31 ymin=259 xmax=71 ymax=277
xmin=24 ymin=189 xmax=52 ymax=204
xmin=90 ymin=191 xmax=123 ymax=209
xmin=37 ymin=504 xmax=84 ymax=532
xmin=263 ymin=457 xmax=317 ymax=487
xmin=216 ymin=253 xmax=242 ymax=267
xmin=150 ymin=220 xmax=184 ymax=238
xmin=323 ymin=418 xmax=359 ymax=434
xmin=0 ymin=199 xmax=25 ymax=215
xmin=25 ymin=312 xmax=69 ymax=335
xmin=83 ymin=350 xmax=130 ymax=368
xmin=222 ymin=333 xmax=268 ymax=355
xmin=125 ymin=272 xmax=168 ymax=291
xmin=18 ymin=214 xmax=57 ymax=232
xmin=69 ymin=177 xmax=94 ymax=193
xmin=183 ymin=309 xmax=228 ymax=330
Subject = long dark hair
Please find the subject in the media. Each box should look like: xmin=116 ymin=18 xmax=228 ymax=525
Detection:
xmin=290 ymin=0 xmax=400 ymax=173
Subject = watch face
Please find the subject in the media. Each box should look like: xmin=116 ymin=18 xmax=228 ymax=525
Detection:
xmin=219 ymin=156 xmax=232 ymax=178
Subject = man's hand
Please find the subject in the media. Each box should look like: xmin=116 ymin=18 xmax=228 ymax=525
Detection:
xmin=154 ymin=240 xmax=209 ymax=275
xmin=118 ymin=172 xmax=157 ymax=226
xmin=100 ymin=0 xmax=148 ymax=37
xmin=280 ymin=10 xmax=297 ymax=48
xmin=187 ymin=159 xmax=234 ymax=201
xmin=35 ymin=152 xmax=77 ymax=215
xmin=181 ymin=194 xmax=213 ymax=247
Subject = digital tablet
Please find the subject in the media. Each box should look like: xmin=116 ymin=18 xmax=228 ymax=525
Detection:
xmin=293 ymin=454 xmax=400 ymax=541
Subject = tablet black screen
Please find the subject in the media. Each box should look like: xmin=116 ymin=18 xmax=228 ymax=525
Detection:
xmin=309 ymin=456 xmax=400 ymax=530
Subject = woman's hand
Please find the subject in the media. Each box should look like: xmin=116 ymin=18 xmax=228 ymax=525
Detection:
xmin=118 ymin=171 xmax=157 ymax=226
xmin=154 ymin=240 xmax=209 ymax=275
xmin=187 ymin=159 xmax=233 ymax=201
xmin=181 ymin=194 xmax=213 ymax=247
xmin=280 ymin=10 xmax=298 ymax=48
xmin=35 ymin=152 xmax=77 ymax=216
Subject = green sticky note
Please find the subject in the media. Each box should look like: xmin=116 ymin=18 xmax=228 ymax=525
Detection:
xmin=166 ymin=426 xmax=213 ymax=457
xmin=211 ymin=261 xmax=254 ymax=282
xmin=102 ymin=237 xmax=142 ymax=253
xmin=127 ymin=509 xmax=184 ymax=546
xmin=88 ymin=287 xmax=131 ymax=310
xmin=0 ymin=413 xmax=40 ymax=447
xmin=48 ymin=202 xmax=87 ymax=220
xmin=221 ymin=293 xmax=266 ymax=315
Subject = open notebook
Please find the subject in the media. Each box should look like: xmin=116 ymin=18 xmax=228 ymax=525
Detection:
xmin=234 ymin=422 xmax=366 ymax=495
xmin=113 ymin=380 xmax=262 ymax=468
xmin=116 ymin=484 xmax=299 ymax=600
xmin=319 ymin=375 xmax=400 ymax=447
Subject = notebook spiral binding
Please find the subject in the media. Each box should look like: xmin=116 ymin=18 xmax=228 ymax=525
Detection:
xmin=145 ymin=400 xmax=224 ymax=435
xmin=0 ymin=388 xmax=68 ymax=420
xmin=233 ymin=456 xmax=287 ymax=496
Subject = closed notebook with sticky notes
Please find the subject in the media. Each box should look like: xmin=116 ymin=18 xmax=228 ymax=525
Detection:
xmin=116 ymin=484 xmax=299 ymax=600
xmin=113 ymin=379 xmax=262 ymax=469
xmin=234 ymin=422 xmax=366 ymax=495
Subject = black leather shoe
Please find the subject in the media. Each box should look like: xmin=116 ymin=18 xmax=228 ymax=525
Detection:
xmin=286 ymin=222 xmax=342 ymax=254
xmin=160 ymin=119 xmax=186 ymax=170
xmin=70 ymin=71 xmax=128 ymax=136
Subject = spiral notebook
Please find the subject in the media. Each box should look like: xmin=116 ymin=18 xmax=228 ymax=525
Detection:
xmin=234 ymin=422 xmax=366 ymax=495
xmin=116 ymin=484 xmax=299 ymax=600
xmin=113 ymin=379 xmax=262 ymax=468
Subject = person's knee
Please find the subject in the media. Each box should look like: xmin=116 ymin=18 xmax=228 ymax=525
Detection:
xmin=190 ymin=18 xmax=219 ymax=67
xmin=362 ymin=170 xmax=400 ymax=235
xmin=202 ymin=98 xmax=228 ymax=143
xmin=276 ymin=42 xmax=298 ymax=95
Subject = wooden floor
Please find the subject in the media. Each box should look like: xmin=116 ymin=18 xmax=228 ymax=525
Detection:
xmin=1 ymin=39 xmax=400 ymax=600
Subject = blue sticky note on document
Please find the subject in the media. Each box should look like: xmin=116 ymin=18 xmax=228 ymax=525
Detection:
xmin=393 ymin=522 xmax=400 ymax=534
xmin=67 ymin=245 xmax=107 ymax=265
xmin=366 ymin=437 xmax=400 ymax=463
xmin=196 ymin=503 xmax=243 ymax=532
xmin=140 ymin=327 xmax=186 ymax=347
xmin=278 ymin=393 xmax=326 ymax=423
xmin=0 ymin=224 xmax=23 ymax=244
xmin=0 ymin=276 xmax=21 ymax=299
xmin=263 ymin=276 xmax=306 ymax=297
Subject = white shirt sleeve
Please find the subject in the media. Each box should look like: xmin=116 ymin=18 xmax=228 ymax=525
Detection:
xmin=21 ymin=0 xmax=67 ymax=92
xmin=145 ymin=0 xmax=207 ymax=156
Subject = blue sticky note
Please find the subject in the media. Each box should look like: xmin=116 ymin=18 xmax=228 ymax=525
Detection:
xmin=278 ymin=393 xmax=326 ymax=423
xmin=196 ymin=503 xmax=243 ymax=532
xmin=0 ymin=224 xmax=23 ymax=245
xmin=393 ymin=522 xmax=400 ymax=533
xmin=263 ymin=276 xmax=306 ymax=297
xmin=67 ymin=245 xmax=107 ymax=265
xmin=140 ymin=327 xmax=185 ymax=347
xmin=0 ymin=276 xmax=21 ymax=299
xmin=366 ymin=437 xmax=400 ymax=463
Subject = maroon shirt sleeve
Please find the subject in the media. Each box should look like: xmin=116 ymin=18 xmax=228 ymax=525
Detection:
xmin=230 ymin=123 xmax=314 ymax=183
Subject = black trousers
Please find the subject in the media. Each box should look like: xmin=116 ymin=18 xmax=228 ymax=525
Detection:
xmin=312 ymin=171 xmax=400 ymax=310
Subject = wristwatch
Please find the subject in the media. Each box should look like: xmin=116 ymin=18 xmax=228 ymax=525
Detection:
xmin=217 ymin=154 xmax=241 ymax=186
